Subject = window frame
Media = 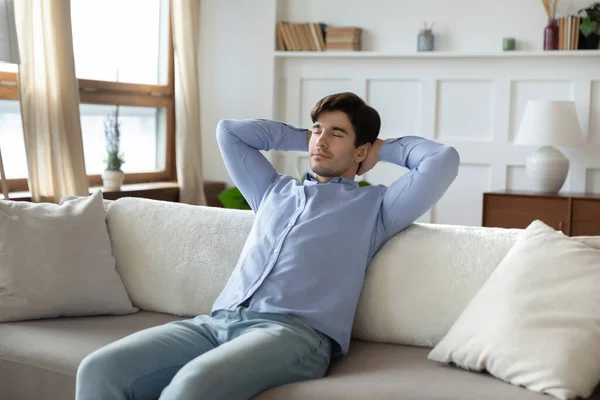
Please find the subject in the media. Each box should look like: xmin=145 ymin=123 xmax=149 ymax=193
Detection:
xmin=0 ymin=70 xmax=27 ymax=192
xmin=0 ymin=3 xmax=176 ymax=193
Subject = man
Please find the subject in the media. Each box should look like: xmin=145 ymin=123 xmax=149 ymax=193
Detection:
xmin=76 ymin=92 xmax=459 ymax=400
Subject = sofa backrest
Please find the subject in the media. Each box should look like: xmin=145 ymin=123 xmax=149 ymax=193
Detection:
xmin=353 ymin=223 xmax=600 ymax=348
xmin=106 ymin=197 xmax=600 ymax=348
xmin=106 ymin=197 xmax=255 ymax=317
xmin=352 ymin=223 xmax=521 ymax=347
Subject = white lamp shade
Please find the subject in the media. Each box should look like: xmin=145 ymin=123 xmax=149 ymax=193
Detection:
xmin=0 ymin=0 xmax=20 ymax=64
xmin=515 ymin=100 xmax=584 ymax=147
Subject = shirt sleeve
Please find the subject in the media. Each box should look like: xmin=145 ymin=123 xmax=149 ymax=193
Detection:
xmin=216 ymin=118 xmax=308 ymax=212
xmin=378 ymin=136 xmax=460 ymax=239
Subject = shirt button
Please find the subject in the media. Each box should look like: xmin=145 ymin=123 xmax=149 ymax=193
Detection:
xmin=273 ymin=249 xmax=278 ymax=253
xmin=287 ymin=223 xmax=293 ymax=228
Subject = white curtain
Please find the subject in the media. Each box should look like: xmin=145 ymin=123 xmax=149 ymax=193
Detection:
xmin=15 ymin=0 xmax=88 ymax=203
xmin=171 ymin=0 xmax=207 ymax=206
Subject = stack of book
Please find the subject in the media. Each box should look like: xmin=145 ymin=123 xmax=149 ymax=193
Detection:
xmin=325 ymin=26 xmax=362 ymax=51
xmin=558 ymin=15 xmax=581 ymax=50
xmin=275 ymin=22 xmax=326 ymax=51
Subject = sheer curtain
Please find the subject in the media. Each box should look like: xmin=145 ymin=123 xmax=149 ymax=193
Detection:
xmin=171 ymin=0 xmax=207 ymax=206
xmin=14 ymin=0 xmax=88 ymax=203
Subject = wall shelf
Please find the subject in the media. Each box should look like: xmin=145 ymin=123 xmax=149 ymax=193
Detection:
xmin=274 ymin=50 xmax=600 ymax=59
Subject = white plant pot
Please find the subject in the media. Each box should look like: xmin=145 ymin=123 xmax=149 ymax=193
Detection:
xmin=102 ymin=170 xmax=124 ymax=190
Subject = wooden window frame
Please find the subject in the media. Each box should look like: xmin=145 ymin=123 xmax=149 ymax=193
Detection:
xmin=0 ymin=3 xmax=175 ymax=193
xmin=0 ymin=70 xmax=27 ymax=192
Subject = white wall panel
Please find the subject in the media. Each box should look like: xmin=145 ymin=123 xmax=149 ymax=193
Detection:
xmin=586 ymin=169 xmax=600 ymax=194
xmin=590 ymin=81 xmax=600 ymax=145
xmin=274 ymin=52 xmax=600 ymax=226
xmin=367 ymin=79 xmax=421 ymax=138
xmin=434 ymin=164 xmax=492 ymax=226
xmin=299 ymin=78 xmax=353 ymax=128
xmin=436 ymin=80 xmax=494 ymax=141
xmin=506 ymin=165 xmax=528 ymax=191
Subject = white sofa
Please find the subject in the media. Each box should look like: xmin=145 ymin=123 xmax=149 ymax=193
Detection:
xmin=1 ymin=195 xmax=599 ymax=400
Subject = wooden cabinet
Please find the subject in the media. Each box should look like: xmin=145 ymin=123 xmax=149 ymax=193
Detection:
xmin=482 ymin=191 xmax=600 ymax=236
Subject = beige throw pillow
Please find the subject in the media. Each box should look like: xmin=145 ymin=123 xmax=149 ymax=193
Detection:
xmin=428 ymin=220 xmax=600 ymax=400
xmin=0 ymin=190 xmax=137 ymax=322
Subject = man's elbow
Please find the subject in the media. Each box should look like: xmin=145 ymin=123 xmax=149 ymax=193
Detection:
xmin=437 ymin=146 xmax=460 ymax=188
xmin=217 ymin=119 xmax=244 ymax=149
xmin=442 ymin=145 xmax=460 ymax=176
xmin=216 ymin=119 xmax=234 ymax=140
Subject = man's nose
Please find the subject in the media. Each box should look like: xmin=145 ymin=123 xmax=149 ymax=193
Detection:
xmin=315 ymin=133 xmax=328 ymax=147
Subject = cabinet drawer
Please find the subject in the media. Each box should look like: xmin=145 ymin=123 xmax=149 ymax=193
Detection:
xmin=572 ymin=199 xmax=600 ymax=222
xmin=483 ymin=195 xmax=569 ymax=232
xmin=571 ymin=222 xmax=600 ymax=236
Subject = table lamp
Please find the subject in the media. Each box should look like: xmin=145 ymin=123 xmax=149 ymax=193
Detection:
xmin=514 ymin=100 xmax=584 ymax=193
xmin=0 ymin=0 xmax=20 ymax=200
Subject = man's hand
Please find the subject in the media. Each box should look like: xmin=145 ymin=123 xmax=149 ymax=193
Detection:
xmin=357 ymin=138 xmax=383 ymax=176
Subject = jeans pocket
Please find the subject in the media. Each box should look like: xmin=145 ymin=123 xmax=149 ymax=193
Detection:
xmin=286 ymin=315 xmax=330 ymax=350
xmin=297 ymin=338 xmax=332 ymax=379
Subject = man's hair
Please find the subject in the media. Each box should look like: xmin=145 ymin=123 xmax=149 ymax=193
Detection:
xmin=310 ymin=92 xmax=381 ymax=147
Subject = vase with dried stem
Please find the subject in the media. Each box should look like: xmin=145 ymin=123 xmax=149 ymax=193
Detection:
xmin=418 ymin=21 xmax=435 ymax=51
xmin=541 ymin=0 xmax=559 ymax=50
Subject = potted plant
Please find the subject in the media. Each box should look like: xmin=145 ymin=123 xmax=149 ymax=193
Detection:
xmin=579 ymin=2 xmax=600 ymax=49
xmin=102 ymin=105 xmax=125 ymax=190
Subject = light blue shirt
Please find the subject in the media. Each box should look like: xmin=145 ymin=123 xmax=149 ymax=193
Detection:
xmin=211 ymin=118 xmax=460 ymax=357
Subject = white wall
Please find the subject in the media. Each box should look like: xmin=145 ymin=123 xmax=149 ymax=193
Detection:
xmin=199 ymin=0 xmax=600 ymax=227
xmin=280 ymin=0 xmax=591 ymax=52
xmin=198 ymin=0 xmax=276 ymax=184
xmin=200 ymin=0 xmax=593 ymax=185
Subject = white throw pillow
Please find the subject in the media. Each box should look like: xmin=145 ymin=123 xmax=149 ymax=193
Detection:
xmin=428 ymin=220 xmax=600 ymax=400
xmin=0 ymin=190 xmax=138 ymax=322
xmin=106 ymin=197 xmax=255 ymax=317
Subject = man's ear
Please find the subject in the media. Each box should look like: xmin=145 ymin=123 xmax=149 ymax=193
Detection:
xmin=355 ymin=142 xmax=371 ymax=163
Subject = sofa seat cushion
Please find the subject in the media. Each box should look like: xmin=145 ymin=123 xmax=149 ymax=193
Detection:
xmin=4 ymin=317 xmax=599 ymax=400
xmin=256 ymin=341 xmax=600 ymax=400
xmin=0 ymin=311 xmax=182 ymax=400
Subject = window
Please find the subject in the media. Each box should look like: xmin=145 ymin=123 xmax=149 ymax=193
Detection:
xmin=0 ymin=70 xmax=28 ymax=192
xmin=80 ymin=104 xmax=167 ymax=175
xmin=0 ymin=61 xmax=18 ymax=73
xmin=0 ymin=100 xmax=27 ymax=179
xmin=70 ymin=0 xmax=170 ymax=86
xmin=0 ymin=1 xmax=174 ymax=193
xmin=72 ymin=0 xmax=174 ymax=186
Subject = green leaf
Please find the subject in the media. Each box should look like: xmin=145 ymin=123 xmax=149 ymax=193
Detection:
xmin=581 ymin=18 xmax=599 ymax=37
xmin=217 ymin=187 xmax=251 ymax=210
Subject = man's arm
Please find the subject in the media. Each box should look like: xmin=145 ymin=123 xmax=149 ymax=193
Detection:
xmin=216 ymin=119 xmax=309 ymax=212
xmin=374 ymin=136 xmax=460 ymax=239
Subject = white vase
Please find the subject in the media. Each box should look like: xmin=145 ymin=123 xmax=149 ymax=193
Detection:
xmin=102 ymin=170 xmax=124 ymax=190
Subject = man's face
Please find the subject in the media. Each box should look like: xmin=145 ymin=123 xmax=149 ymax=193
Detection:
xmin=308 ymin=110 xmax=366 ymax=180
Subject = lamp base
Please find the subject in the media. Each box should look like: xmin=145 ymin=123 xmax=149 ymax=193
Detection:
xmin=525 ymin=146 xmax=569 ymax=194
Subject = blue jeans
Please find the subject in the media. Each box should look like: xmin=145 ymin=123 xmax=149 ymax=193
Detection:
xmin=75 ymin=306 xmax=331 ymax=400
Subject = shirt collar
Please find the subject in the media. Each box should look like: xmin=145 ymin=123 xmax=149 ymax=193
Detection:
xmin=303 ymin=172 xmax=359 ymax=188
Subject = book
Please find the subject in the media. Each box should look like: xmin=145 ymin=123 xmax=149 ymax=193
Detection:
xmin=325 ymin=26 xmax=362 ymax=51
xmin=275 ymin=22 xmax=329 ymax=51
xmin=558 ymin=15 xmax=582 ymax=50
xmin=275 ymin=22 xmax=286 ymax=50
